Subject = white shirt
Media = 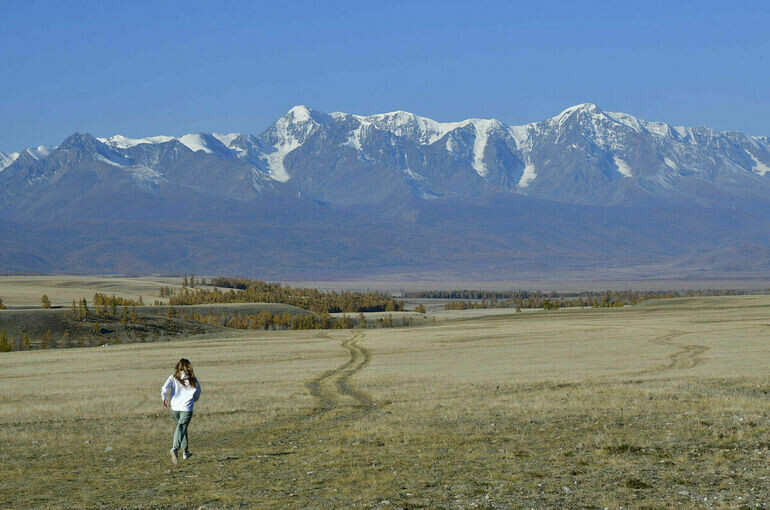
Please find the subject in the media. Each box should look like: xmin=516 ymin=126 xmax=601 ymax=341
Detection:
xmin=161 ymin=373 xmax=201 ymax=412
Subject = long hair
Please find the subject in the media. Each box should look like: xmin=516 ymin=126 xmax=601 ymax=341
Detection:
xmin=174 ymin=358 xmax=198 ymax=388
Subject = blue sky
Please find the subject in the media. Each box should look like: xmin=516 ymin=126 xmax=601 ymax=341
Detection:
xmin=1 ymin=0 xmax=768 ymax=151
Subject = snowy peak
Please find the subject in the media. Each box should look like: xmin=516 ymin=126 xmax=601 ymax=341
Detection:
xmin=556 ymin=102 xmax=602 ymax=117
xmin=546 ymin=103 xmax=604 ymax=126
xmin=266 ymin=105 xmax=331 ymax=144
xmin=285 ymin=105 xmax=314 ymax=123
xmin=60 ymin=133 xmax=150 ymax=172
xmin=25 ymin=145 xmax=53 ymax=160
xmin=0 ymin=151 xmax=19 ymax=171
xmin=547 ymin=103 xmax=638 ymax=131
xmin=100 ymin=132 xmax=241 ymax=156
xmin=545 ymin=103 xmax=703 ymax=142
xmin=212 ymin=132 xmax=241 ymax=148
xmin=334 ymin=109 xmax=507 ymax=146
xmin=99 ymin=134 xmax=175 ymax=149
xmin=279 ymin=105 xmax=333 ymax=128
xmin=256 ymin=105 xmax=336 ymax=182
xmin=359 ymin=110 xmax=447 ymax=144
xmin=60 ymin=133 xmax=127 ymax=161
xmin=177 ymin=133 xmax=231 ymax=156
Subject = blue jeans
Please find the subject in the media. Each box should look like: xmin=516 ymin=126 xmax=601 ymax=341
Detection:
xmin=171 ymin=410 xmax=193 ymax=452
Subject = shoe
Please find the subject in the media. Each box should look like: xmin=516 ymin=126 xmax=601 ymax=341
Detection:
xmin=183 ymin=451 xmax=193 ymax=460
xmin=170 ymin=448 xmax=178 ymax=464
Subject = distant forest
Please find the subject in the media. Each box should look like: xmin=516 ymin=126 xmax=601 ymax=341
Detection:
xmin=163 ymin=277 xmax=761 ymax=313
xmin=403 ymin=288 xmax=758 ymax=310
xmin=165 ymin=276 xmax=404 ymax=313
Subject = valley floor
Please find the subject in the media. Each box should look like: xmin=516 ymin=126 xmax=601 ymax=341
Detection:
xmin=1 ymin=295 xmax=769 ymax=508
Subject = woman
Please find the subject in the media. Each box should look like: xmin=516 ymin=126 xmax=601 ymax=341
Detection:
xmin=161 ymin=358 xmax=202 ymax=464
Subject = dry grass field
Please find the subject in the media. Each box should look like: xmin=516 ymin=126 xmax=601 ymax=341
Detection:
xmin=1 ymin=294 xmax=770 ymax=508
xmin=0 ymin=275 xmax=184 ymax=307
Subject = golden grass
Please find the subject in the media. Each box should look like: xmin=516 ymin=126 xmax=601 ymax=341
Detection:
xmin=0 ymin=276 xmax=183 ymax=307
xmin=1 ymin=295 xmax=770 ymax=508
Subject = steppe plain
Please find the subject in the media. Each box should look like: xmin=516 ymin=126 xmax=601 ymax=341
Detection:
xmin=1 ymin=277 xmax=769 ymax=508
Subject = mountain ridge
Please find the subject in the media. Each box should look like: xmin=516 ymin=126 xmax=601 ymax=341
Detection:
xmin=1 ymin=103 xmax=769 ymax=278
xmin=3 ymin=103 xmax=768 ymax=211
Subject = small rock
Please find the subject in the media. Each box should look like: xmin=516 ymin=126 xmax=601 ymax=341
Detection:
xmin=562 ymin=486 xmax=572 ymax=493
xmin=678 ymin=491 xmax=690 ymax=496
xmin=380 ymin=500 xmax=391 ymax=506
xmin=105 ymin=446 xmax=113 ymax=452
xmin=84 ymin=440 xmax=91 ymax=444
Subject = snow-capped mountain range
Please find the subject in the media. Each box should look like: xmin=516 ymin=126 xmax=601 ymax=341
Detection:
xmin=2 ymin=103 xmax=769 ymax=279
xmin=2 ymin=103 xmax=769 ymax=214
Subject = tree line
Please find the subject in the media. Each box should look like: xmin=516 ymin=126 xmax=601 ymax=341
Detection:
xmin=92 ymin=293 xmax=144 ymax=307
xmin=167 ymin=276 xmax=404 ymax=314
xmin=410 ymin=288 xmax=754 ymax=301
xmin=178 ymin=308 xmax=409 ymax=331
xmin=441 ymin=288 xmax=759 ymax=310
xmin=0 ymin=329 xmax=86 ymax=351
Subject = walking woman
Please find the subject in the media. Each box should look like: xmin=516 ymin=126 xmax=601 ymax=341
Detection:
xmin=161 ymin=358 xmax=202 ymax=464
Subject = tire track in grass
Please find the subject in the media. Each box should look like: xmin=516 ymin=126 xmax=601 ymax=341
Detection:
xmin=645 ymin=324 xmax=770 ymax=375
xmin=641 ymin=329 xmax=710 ymax=374
xmin=200 ymin=332 xmax=379 ymax=460
xmin=336 ymin=333 xmax=374 ymax=407
xmin=305 ymin=332 xmax=376 ymax=413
